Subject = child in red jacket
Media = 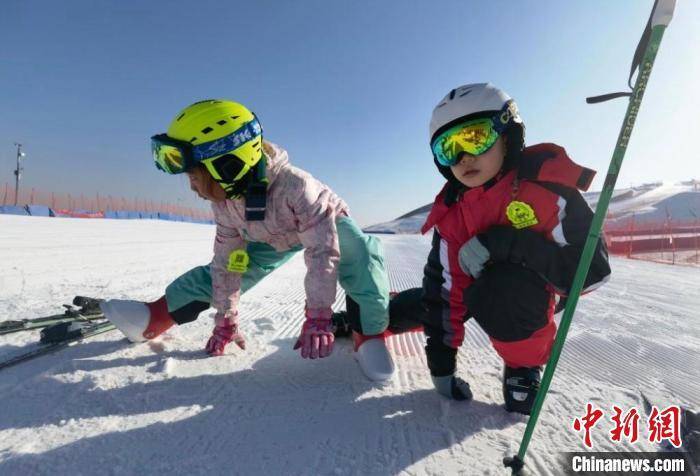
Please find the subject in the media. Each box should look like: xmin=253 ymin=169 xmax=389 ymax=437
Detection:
xmin=421 ymin=83 xmax=611 ymax=414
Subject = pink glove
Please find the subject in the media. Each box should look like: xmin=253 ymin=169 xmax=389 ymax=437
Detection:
xmin=293 ymin=308 xmax=334 ymax=359
xmin=206 ymin=312 xmax=246 ymax=356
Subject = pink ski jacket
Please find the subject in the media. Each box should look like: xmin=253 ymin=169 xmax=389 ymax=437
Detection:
xmin=210 ymin=142 xmax=349 ymax=316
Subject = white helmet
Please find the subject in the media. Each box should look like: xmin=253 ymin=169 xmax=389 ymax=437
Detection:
xmin=429 ymin=83 xmax=525 ymax=184
xmin=429 ymin=82 xmax=522 ymax=143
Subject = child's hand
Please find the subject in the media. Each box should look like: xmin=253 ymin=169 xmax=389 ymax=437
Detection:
xmin=206 ymin=312 xmax=246 ymax=356
xmin=459 ymin=226 xmax=520 ymax=278
xmin=293 ymin=308 xmax=335 ymax=359
xmin=458 ymin=236 xmax=491 ymax=278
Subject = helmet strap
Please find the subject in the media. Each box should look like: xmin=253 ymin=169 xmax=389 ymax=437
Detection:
xmin=244 ymin=159 xmax=268 ymax=221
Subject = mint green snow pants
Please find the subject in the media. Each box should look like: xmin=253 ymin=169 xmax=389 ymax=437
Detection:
xmin=164 ymin=216 xmax=390 ymax=335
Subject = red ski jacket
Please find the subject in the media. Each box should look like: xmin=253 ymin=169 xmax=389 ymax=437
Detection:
xmin=420 ymin=143 xmax=611 ymax=351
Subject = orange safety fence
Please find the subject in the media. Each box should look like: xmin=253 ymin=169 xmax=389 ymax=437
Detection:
xmin=603 ymin=217 xmax=700 ymax=266
xmin=1 ymin=183 xmax=214 ymax=221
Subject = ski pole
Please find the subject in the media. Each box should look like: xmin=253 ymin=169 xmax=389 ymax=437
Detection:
xmin=503 ymin=1 xmax=677 ymax=473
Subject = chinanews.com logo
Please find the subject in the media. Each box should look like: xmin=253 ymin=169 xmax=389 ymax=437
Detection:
xmin=565 ymin=453 xmax=688 ymax=474
xmin=562 ymin=402 xmax=692 ymax=475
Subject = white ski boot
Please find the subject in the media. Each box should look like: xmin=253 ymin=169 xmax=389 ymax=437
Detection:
xmin=101 ymin=296 xmax=175 ymax=342
xmin=353 ymin=331 xmax=395 ymax=382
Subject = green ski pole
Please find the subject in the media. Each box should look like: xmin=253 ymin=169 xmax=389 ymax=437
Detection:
xmin=503 ymin=1 xmax=677 ymax=473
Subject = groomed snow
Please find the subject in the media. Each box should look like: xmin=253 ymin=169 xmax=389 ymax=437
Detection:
xmin=1 ymin=215 xmax=698 ymax=475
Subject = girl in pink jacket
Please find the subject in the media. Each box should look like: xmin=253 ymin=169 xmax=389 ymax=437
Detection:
xmin=102 ymin=99 xmax=394 ymax=380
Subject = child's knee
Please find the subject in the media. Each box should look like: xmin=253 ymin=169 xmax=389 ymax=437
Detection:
xmin=465 ymin=262 xmax=552 ymax=342
xmin=491 ymin=321 xmax=556 ymax=368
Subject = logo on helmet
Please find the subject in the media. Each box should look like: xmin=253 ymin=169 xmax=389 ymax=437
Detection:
xmin=500 ymin=101 xmax=521 ymax=125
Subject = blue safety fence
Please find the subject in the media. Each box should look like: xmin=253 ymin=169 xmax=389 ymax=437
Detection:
xmin=1 ymin=205 xmax=213 ymax=225
xmin=26 ymin=205 xmax=53 ymax=217
xmin=0 ymin=205 xmax=29 ymax=216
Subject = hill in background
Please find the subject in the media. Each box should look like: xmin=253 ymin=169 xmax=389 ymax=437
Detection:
xmin=364 ymin=180 xmax=700 ymax=234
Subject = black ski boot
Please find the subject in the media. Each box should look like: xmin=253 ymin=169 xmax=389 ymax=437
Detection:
xmin=503 ymin=366 xmax=542 ymax=415
xmin=331 ymin=310 xmax=353 ymax=338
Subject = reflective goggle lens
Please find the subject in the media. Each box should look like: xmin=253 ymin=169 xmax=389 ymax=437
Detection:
xmin=432 ymin=119 xmax=499 ymax=166
xmin=152 ymin=141 xmax=187 ymax=174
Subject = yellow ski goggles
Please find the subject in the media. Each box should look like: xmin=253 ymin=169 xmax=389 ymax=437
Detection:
xmin=151 ymin=136 xmax=191 ymax=174
xmin=431 ymin=118 xmax=500 ymax=167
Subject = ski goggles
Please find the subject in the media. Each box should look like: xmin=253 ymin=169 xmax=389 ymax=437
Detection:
xmin=151 ymin=117 xmax=262 ymax=174
xmin=431 ymin=118 xmax=499 ymax=166
xmin=431 ymin=101 xmax=520 ymax=167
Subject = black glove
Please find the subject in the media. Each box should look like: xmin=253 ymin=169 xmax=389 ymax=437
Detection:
xmin=476 ymin=225 xmax=519 ymax=263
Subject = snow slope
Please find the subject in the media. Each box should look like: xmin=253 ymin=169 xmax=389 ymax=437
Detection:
xmin=587 ymin=181 xmax=700 ymax=227
xmin=365 ymin=181 xmax=700 ymax=234
xmin=0 ymin=215 xmax=698 ymax=475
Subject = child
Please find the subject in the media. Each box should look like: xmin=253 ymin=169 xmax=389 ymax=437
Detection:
xmin=419 ymin=83 xmax=611 ymax=414
xmin=102 ymin=99 xmax=394 ymax=381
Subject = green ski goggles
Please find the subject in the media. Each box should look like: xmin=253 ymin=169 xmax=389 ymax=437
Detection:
xmin=431 ymin=118 xmax=500 ymax=166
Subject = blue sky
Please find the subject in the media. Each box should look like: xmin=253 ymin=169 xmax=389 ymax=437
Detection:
xmin=1 ymin=0 xmax=698 ymax=227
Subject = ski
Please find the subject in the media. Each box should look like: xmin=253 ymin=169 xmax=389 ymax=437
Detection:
xmin=0 ymin=296 xmax=104 ymax=335
xmin=0 ymin=320 xmax=117 ymax=372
